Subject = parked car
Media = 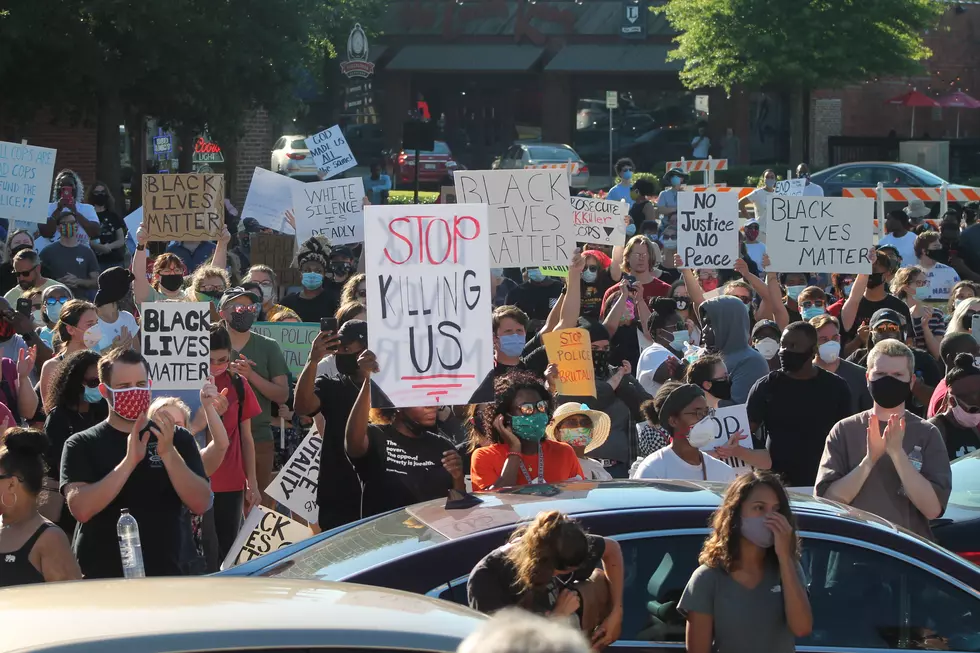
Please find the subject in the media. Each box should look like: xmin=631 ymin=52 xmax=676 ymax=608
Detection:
xmin=932 ymin=449 xmax=980 ymax=566
xmin=270 ymin=134 xmax=319 ymax=181
xmin=386 ymin=140 xmax=460 ymax=189
xmin=497 ymin=142 xmax=590 ymax=189
xmin=0 ymin=577 xmax=486 ymax=653
xmin=223 ymin=480 xmax=980 ymax=652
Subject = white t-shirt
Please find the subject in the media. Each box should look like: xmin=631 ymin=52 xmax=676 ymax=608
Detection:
xmin=921 ymin=262 xmax=960 ymax=301
xmin=691 ymin=136 xmax=711 ymax=159
xmin=579 ymin=457 xmax=613 ymax=481
xmin=745 ymin=187 xmax=775 ymax=231
xmin=97 ymin=310 xmax=140 ymax=351
xmin=802 ymin=182 xmax=824 ymax=196
xmin=631 ymin=446 xmax=737 ymax=482
xmin=30 ymin=203 xmax=97 ymax=251
xmin=877 ymin=231 xmax=918 ymax=268
xmin=316 ymin=353 xmax=338 ymax=378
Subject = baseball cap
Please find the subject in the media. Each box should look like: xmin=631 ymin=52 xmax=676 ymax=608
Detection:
xmin=870 ymin=308 xmax=904 ymax=329
xmin=219 ymin=286 xmax=261 ymax=309
xmin=752 ymin=319 xmax=780 ymax=340
xmin=745 ymin=219 xmax=760 ymax=229
xmin=337 ymin=319 xmax=368 ymax=347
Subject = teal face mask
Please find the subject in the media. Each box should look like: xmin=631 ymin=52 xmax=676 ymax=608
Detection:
xmin=511 ymin=413 xmax=549 ymax=442
xmin=786 ymin=285 xmax=806 ymax=301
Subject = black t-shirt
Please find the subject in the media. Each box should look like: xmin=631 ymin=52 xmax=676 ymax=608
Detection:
xmin=59 ymin=421 xmax=206 ymax=579
xmin=312 ymin=374 xmax=364 ymax=529
xmin=468 ymin=534 xmax=605 ymax=614
xmin=581 ymin=275 xmax=614 ymax=319
xmin=747 ymin=369 xmax=852 ymax=486
xmin=490 ymin=333 xmax=549 ymax=382
xmin=847 ymin=346 xmax=941 ymax=417
xmin=96 ymin=210 xmax=127 ymax=265
xmin=929 ymin=413 xmax=980 ymax=460
xmin=280 ymin=288 xmax=340 ymax=323
xmin=505 ymin=281 xmax=563 ymax=322
xmin=350 ymin=423 xmax=457 ymax=518
xmin=843 ymin=294 xmax=914 ymax=342
xmin=44 ymin=402 xmax=109 ymax=479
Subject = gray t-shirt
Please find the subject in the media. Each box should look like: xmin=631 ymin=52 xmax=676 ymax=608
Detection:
xmin=829 ymin=359 xmax=873 ymax=415
xmin=679 ymin=562 xmax=806 ymax=653
xmin=39 ymin=242 xmax=99 ymax=285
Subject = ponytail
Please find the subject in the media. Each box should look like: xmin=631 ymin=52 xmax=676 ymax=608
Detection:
xmin=506 ymin=511 xmax=589 ymax=593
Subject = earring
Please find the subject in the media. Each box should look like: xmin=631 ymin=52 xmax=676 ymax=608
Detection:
xmin=0 ymin=490 xmax=16 ymax=509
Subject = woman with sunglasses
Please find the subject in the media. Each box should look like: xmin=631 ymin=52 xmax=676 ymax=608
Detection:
xmin=929 ymin=353 xmax=980 ymax=460
xmin=471 ymin=371 xmax=583 ymax=491
xmin=243 ymin=265 xmax=288 ymax=321
xmin=579 ymin=249 xmax=621 ymax=320
xmin=37 ymin=285 xmax=72 ymax=350
xmin=670 ymin=279 xmax=701 ymax=345
xmin=891 ymin=266 xmax=945 ymax=359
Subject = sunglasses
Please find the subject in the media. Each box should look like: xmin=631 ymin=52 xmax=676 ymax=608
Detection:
xmin=83 ymin=378 xmax=100 ymax=388
xmin=873 ymin=323 xmax=902 ymax=334
xmin=230 ymin=304 xmax=258 ymax=314
xmin=516 ymin=400 xmax=549 ymax=416
xmin=733 ymin=295 xmax=753 ymax=305
xmin=16 ymin=266 xmax=38 ymax=278
xmin=0 ymin=473 xmax=14 ymax=481
xmin=585 ymin=265 xmax=599 ymax=273
xmin=45 ymin=297 xmax=69 ymax=306
xmin=800 ymin=300 xmax=825 ymax=309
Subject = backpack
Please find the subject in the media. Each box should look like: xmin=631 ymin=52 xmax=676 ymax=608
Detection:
xmin=0 ymin=357 xmax=20 ymax=424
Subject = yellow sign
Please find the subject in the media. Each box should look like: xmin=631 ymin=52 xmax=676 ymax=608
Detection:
xmin=543 ymin=327 xmax=596 ymax=397
xmin=540 ymin=266 xmax=568 ymax=278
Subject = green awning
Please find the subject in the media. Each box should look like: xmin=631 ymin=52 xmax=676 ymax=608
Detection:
xmin=385 ymin=45 xmax=544 ymax=72
xmin=545 ymin=44 xmax=682 ymax=73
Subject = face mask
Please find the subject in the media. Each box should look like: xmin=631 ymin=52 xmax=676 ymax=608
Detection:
xmin=211 ymin=363 xmax=229 ymax=377
xmin=159 ymin=274 xmax=183 ymax=292
xmin=671 ymin=330 xmax=690 ymax=351
xmin=740 ymin=515 xmax=774 ymax=548
xmin=10 ymin=244 xmax=31 ymax=258
xmin=951 ymin=399 xmax=980 ymax=428
xmin=302 ymin=272 xmax=324 ymax=290
xmin=701 ymin=277 xmax=719 ymax=292
xmin=687 ymin=417 xmax=717 ymax=449
xmin=0 ymin=321 xmax=13 ymax=342
xmin=558 ymin=426 xmax=593 ymax=448
xmin=83 ymin=386 xmax=103 ymax=404
xmin=32 ymin=309 xmax=42 ymax=324
xmin=92 ymin=192 xmax=108 ymax=206
xmin=108 ymin=386 xmax=151 ymax=422
xmin=670 ymin=176 xmax=681 ymax=187
xmin=755 ymin=338 xmax=779 ymax=360
xmin=498 ymin=333 xmax=526 ymax=358
xmin=663 ymin=238 xmax=678 ymax=250
xmin=867 ymin=272 xmax=884 ymax=289
xmin=527 ymin=268 xmax=545 ymax=282
xmin=843 ymin=283 xmax=853 ymax=297
xmin=621 ymin=170 xmax=633 ymax=181
xmin=592 ymin=348 xmax=610 ymax=379
xmin=228 ymin=310 xmax=257 ymax=333
xmin=335 ymin=352 xmax=361 ymax=376
xmin=582 ymin=269 xmax=598 ymax=284
xmin=868 ymin=375 xmax=911 ymax=409
xmin=765 ymin=178 xmax=775 ymax=189
xmin=930 ymin=248 xmax=950 ymax=265
xmin=83 ymin=325 xmax=103 ymax=349
xmin=45 ymin=304 xmax=62 ymax=323
xmin=801 ymin=306 xmax=825 ymax=320
xmin=778 ymin=348 xmax=811 ymax=373
xmin=708 ymin=378 xmax=732 ymax=401
xmin=510 ymin=412 xmax=549 ymax=442
xmin=490 ymin=268 xmax=505 ymax=279
xmin=259 ymin=285 xmax=276 ymax=303
xmin=625 ymin=224 xmax=636 ymax=237
xmin=914 ymin=285 xmax=931 ymax=301
xmin=786 ymin=285 xmax=806 ymax=301
xmin=59 ymin=223 xmax=78 ymax=239
xmin=818 ymin=340 xmax=841 ymax=363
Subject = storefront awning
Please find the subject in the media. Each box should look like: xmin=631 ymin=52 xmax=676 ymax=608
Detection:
xmin=545 ymin=44 xmax=682 ymax=73
xmin=385 ymin=45 xmax=544 ymax=72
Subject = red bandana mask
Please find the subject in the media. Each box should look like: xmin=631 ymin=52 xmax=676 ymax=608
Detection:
xmin=109 ymin=387 xmax=151 ymax=421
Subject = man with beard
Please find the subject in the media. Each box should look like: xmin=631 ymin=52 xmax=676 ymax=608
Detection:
xmin=4 ymin=249 xmax=57 ymax=303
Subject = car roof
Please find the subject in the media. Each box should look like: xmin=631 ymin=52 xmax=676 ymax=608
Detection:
xmin=0 ymin=578 xmax=485 ymax=653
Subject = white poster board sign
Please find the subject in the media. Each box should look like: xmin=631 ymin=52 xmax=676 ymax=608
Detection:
xmin=140 ymin=302 xmax=210 ymax=390
xmin=766 ymin=195 xmax=874 ymax=273
xmin=774 ymin=178 xmax=807 ymax=196
xmin=364 ymin=203 xmax=495 ymax=407
xmin=697 ymin=404 xmax=753 ymax=474
xmin=123 ymin=207 xmax=143 ymax=240
xmin=453 ymin=169 xmax=575 ymax=267
xmin=305 ymin=125 xmax=357 ymax=179
xmin=291 ymin=177 xmax=365 ymax=245
xmin=220 ymin=505 xmax=313 ymax=570
xmin=264 ymin=430 xmax=322 ymax=524
xmin=676 ymin=191 xmax=739 ymax=269
xmin=242 ymin=167 xmax=300 ymax=233
xmin=570 ymin=196 xmax=627 ymax=247
xmin=0 ymin=141 xmax=57 ymax=224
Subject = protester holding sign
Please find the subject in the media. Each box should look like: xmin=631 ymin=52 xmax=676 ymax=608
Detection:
xmin=280 ymin=237 xmax=340 ymax=323
xmin=740 ymin=169 xmax=776 ymax=229
xmin=132 ymin=230 xmax=189 ymax=303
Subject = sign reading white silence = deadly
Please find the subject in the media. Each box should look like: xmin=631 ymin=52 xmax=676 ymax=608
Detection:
xmin=141 ymin=302 xmax=210 ymax=390
xmin=291 ymin=177 xmax=365 ymax=246
xmin=765 ymin=195 xmax=874 ymax=274
xmin=364 ymin=203 xmax=495 ymax=408
xmin=570 ymin=196 xmax=627 ymax=248
xmin=676 ymin=191 xmax=739 ymax=269
xmin=264 ymin=429 xmax=322 ymax=525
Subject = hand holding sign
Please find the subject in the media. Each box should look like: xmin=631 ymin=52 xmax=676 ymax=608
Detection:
xmin=542 ymin=328 xmax=597 ymax=398
xmin=677 ymin=191 xmax=739 ymax=269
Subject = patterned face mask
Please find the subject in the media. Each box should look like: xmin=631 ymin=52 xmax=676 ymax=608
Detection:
xmin=108 ymin=386 xmax=151 ymax=421
xmin=558 ymin=426 xmax=593 ymax=448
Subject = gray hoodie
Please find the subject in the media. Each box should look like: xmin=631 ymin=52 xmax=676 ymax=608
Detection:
xmin=702 ymin=295 xmax=770 ymax=405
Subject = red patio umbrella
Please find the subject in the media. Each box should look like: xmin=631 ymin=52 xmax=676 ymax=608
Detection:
xmin=938 ymin=90 xmax=980 ymax=137
xmin=885 ymin=89 xmax=940 ymax=138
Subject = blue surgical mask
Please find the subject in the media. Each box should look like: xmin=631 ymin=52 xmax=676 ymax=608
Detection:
xmin=663 ymin=238 xmax=678 ymax=250
xmin=302 ymin=272 xmax=323 ymax=290
xmin=801 ymin=306 xmax=825 ymax=320
xmin=786 ymin=285 xmax=806 ymax=301
xmin=498 ymin=333 xmax=526 ymax=357
xmin=843 ymin=283 xmax=853 ymax=297
xmin=914 ymin=285 xmax=931 ymax=300
xmin=765 ymin=178 xmax=775 ymax=189
xmin=622 ymin=170 xmax=633 ymax=181
xmin=670 ymin=176 xmax=682 ymax=187
xmin=511 ymin=412 xmax=549 ymax=442
xmin=582 ymin=269 xmax=598 ymax=284
xmin=527 ymin=268 xmax=545 ymax=282
xmin=625 ymin=224 xmax=636 ymax=236
xmin=83 ymin=386 xmax=103 ymax=404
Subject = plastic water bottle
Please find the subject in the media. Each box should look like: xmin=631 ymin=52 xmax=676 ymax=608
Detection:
xmin=117 ymin=509 xmax=145 ymax=579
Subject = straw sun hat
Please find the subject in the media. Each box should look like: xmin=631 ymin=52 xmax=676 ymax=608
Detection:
xmin=546 ymin=402 xmax=611 ymax=453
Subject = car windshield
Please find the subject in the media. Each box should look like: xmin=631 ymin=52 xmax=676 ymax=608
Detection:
xmin=899 ymin=164 xmax=946 ymax=186
xmin=949 ymin=451 xmax=980 ymax=508
xmin=290 ymin=139 xmax=308 ymax=150
xmin=528 ymin=145 xmax=576 ymax=159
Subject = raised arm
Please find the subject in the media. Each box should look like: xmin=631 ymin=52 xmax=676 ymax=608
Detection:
xmin=211 ymin=227 xmax=230 ymax=272
xmin=556 ymin=249 xmax=584 ymax=331
xmin=674 ymin=253 xmax=706 ymax=312
xmin=345 ymin=351 xmax=378 ymax=459
xmin=841 ymin=273 xmax=869 ymax=334
xmin=609 ymin=245 xmax=625 ymax=282
xmin=766 ymin=268 xmax=790 ymax=331
xmin=294 ymin=331 xmax=339 ymax=416
xmin=132 ymin=225 xmax=152 ymax=304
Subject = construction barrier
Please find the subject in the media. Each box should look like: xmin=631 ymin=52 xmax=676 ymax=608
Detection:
xmin=842 ymin=182 xmax=980 ymax=222
xmin=689 ymin=186 xmax=755 ymax=200
xmin=525 ymin=162 xmax=581 ymax=175
xmin=665 ymin=157 xmax=728 ymax=186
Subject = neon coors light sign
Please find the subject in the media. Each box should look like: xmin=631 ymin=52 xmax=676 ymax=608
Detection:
xmin=341 ymin=24 xmax=374 ymax=78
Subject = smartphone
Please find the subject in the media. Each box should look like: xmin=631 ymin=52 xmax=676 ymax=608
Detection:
xmin=320 ymin=317 xmax=338 ymax=333
xmin=59 ymin=185 xmax=74 ymax=206
xmin=972 ymin=314 xmax=980 ymax=344
xmin=15 ymin=298 xmax=32 ymax=317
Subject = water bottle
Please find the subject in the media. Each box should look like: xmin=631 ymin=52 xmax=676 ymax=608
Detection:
xmin=899 ymin=446 xmax=924 ymax=497
xmin=117 ymin=509 xmax=145 ymax=579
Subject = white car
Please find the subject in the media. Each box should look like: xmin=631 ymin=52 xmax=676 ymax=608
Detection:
xmin=271 ymin=134 xmax=320 ymax=180
xmin=497 ymin=142 xmax=590 ymax=189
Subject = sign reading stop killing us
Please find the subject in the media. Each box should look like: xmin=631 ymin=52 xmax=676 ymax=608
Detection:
xmin=766 ymin=195 xmax=874 ymax=274
xmin=570 ymin=196 xmax=627 ymax=248
xmin=141 ymin=302 xmax=211 ymax=390
xmin=676 ymin=191 xmax=739 ymax=269
xmin=453 ymin=169 xmax=575 ymax=267
xmin=142 ymin=174 xmax=224 ymax=241
xmin=364 ymin=203 xmax=495 ymax=408
xmin=542 ymin=328 xmax=596 ymax=397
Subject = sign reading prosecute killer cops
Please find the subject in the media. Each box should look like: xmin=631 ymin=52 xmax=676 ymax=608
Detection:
xmin=141 ymin=302 xmax=210 ymax=390
xmin=570 ymin=196 xmax=627 ymax=248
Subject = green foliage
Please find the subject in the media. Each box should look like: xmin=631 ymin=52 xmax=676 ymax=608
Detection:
xmin=655 ymin=0 xmax=944 ymax=92
xmin=388 ymin=191 xmax=440 ymax=204
xmin=631 ymin=172 xmax=662 ymax=196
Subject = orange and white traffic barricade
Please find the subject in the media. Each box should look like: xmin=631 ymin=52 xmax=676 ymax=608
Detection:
xmin=843 ymin=182 xmax=980 ymax=223
xmin=688 ymin=185 xmax=754 ymax=200
xmin=524 ymin=162 xmax=581 ymax=181
xmin=666 ymin=157 xmax=728 ymax=186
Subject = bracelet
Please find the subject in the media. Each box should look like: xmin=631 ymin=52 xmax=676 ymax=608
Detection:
xmin=136 ymin=244 xmax=146 ymax=251
xmin=506 ymin=451 xmax=523 ymax=459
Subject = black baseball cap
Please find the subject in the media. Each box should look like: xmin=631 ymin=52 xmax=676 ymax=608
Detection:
xmin=219 ymin=286 xmax=261 ymax=309
xmin=337 ymin=319 xmax=367 ymax=347
xmin=870 ymin=308 xmax=904 ymax=329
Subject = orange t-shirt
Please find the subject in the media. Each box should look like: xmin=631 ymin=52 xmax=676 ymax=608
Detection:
xmin=470 ymin=440 xmax=585 ymax=491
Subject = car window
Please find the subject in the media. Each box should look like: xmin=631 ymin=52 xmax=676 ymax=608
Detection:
xmin=904 ymin=166 xmax=947 ymax=186
xmin=290 ymin=139 xmax=308 ymax=150
xmin=273 ymin=138 xmax=286 ymax=150
xmin=503 ymin=146 xmax=520 ymax=160
xmin=527 ymin=145 xmax=576 ymax=160
xmin=800 ymin=536 xmax=980 ymax=650
xmin=949 ymin=452 xmax=980 ymax=507
xmin=829 ymin=166 xmax=874 ymax=185
xmin=421 ymin=141 xmax=450 ymax=155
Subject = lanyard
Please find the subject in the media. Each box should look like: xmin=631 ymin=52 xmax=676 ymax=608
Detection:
xmin=517 ymin=443 xmax=545 ymax=485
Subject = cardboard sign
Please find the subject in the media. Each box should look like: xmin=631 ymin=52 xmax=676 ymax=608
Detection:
xmin=570 ymin=196 xmax=627 ymax=247
xmin=305 ymin=125 xmax=357 ymax=179
xmin=774 ymin=178 xmax=807 ymax=196
xmin=677 ymin=191 xmax=739 ymax=269
xmin=441 ymin=186 xmax=457 ymax=204
xmin=242 ymin=167 xmax=300 ymax=233
xmin=453 ymin=169 xmax=575 ymax=267
xmin=542 ymin=328 xmax=596 ymax=397
xmin=220 ymin=505 xmax=313 ymax=570
xmin=142 ymin=174 xmax=224 ymax=241
xmin=0 ymin=141 xmax=57 ymax=224
xmin=264 ymin=429 xmax=322 ymax=524
xmin=141 ymin=302 xmax=210 ymax=390
xmin=364 ymin=203 xmax=495 ymax=407
xmin=697 ymin=404 xmax=754 ymax=474
xmin=252 ymin=322 xmax=319 ymax=377
xmin=766 ymin=195 xmax=874 ymax=273
xmin=540 ymin=266 xmax=568 ymax=278
xmin=291 ymin=177 xmax=365 ymax=245
xmin=250 ymin=233 xmax=300 ymax=288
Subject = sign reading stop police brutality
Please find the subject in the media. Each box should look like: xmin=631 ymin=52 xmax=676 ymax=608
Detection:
xmin=141 ymin=302 xmax=210 ymax=390
xmin=570 ymin=196 xmax=627 ymax=248
xmin=220 ymin=505 xmax=313 ymax=570
xmin=676 ymin=191 xmax=739 ymax=269
xmin=364 ymin=203 xmax=495 ymax=408
xmin=766 ymin=195 xmax=874 ymax=273
xmin=142 ymin=174 xmax=224 ymax=241
xmin=0 ymin=141 xmax=57 ymax=224
xmin=291 ymin=177 xmax=366 ymax=246
xmin=453 ymin=169 xmax=574 ymax=267
xmin=264 ymin=429 xmax=321 ymax=525
xmin=542 ymin=328 xmax=596 ymax=397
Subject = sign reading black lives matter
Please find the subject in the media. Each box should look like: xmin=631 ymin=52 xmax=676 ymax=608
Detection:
xmin=676 ymin=191 xmax=739 ymax=269
xmin=141 ymin=302 xmax=211 ymax=390
xmin=220 ymin=505 xmax=313 ymax=570
xmin=766 ymin=195 xmax=874 ymax=274
xmin=264 ymin=430 xmax=321 ymax=524
xmin=364 ymin=203 xmax=495 ymax=408
xmin=291 ymin=177 xmax=366 ymax=246
xmin=142 ymin=173 xmax=224 ymax=241
xmin=453 ymin=169 xmax=575 ymax=267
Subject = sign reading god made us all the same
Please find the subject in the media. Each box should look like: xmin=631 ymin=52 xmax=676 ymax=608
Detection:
xmin=142 ymin=174 xmax=224 ymax=241
xmin=765 ymin=195 xmax=874 ymax=273
xmin=676 ymin=191 xmax=739 ymax=269
xmin=364 ymin=203 xmax=495 ymax=408
xmin=0 ymin=141 xmax=57 ymax=224
xmin=453 ymin=169 xmax=575 ymax=267
xmin=305 ymin=125 xmax=358 ymax=179
xmin=141 ymin=302 xmax=211 ymax=390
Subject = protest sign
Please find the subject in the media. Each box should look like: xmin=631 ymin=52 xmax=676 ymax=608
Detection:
xmin=220 ymin=505 xmax=313 ymax=570
xmin=123 ymin=207 xmax=142 ymax=240
xmin=766 ymin=195 xmax=874 ymax=273
xmin=264 ymin=429 xmax=322 ymax=524
xmin=570 ymin=196 xmax=627 ymax=247
xmin=454 ymin=169 xmax=575 ymax=267
xmin=696 ymin=404 xmax=753 ymax=474
xmin=774 ymin=178 xmax=807 ymax=196
xmin=540 ymin=266 xmax=568 ymax=278
xmin=441 ymin=186 xmax=457 ymax=204
xmin=252 ymin=322 xmax=318 ymax=377
xmin=142 ymin=173 xmax=224 ymax=241
xmin=141 ymin=302 xmax=210 ymax=390
xmin=250 ymin=233 xmax=300 ymax=288
xmin=364 ymin=203 xmax=494 ymax=407
xmin=0 ymin=141 xmax=57 ymax=224
xmin=676 ymin=191 xmax=739 ymax=269
xmin=542 ymin=328 xmax=596 ymax=397
xmin=242 ymin=167 xmax=300 ymax=233
xmin=291 ymin=177 xmax=365 ymax=245
xmin=305 ymin=125 xmax=357 ymax=179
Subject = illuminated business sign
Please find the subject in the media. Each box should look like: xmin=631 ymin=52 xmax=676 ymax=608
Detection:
xmin=340 ymin=24 xmax=375 ymax=79
xmin=192 ymin=137 xmax=224 ymax=163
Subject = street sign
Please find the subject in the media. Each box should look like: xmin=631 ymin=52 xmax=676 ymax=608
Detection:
xmin=696 ymin=94 xmax=710 ymax=113
xmin=153 ymin=135 xmax=172 ymax=156
xmin=606 ymin=91 xmax=619 ymax=110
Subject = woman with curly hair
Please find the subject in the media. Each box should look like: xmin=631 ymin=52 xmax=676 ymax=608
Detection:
xmin=280 ymin=236 xmax=340 ymax=322
xmin=679 ymin=470 xmax=811 ymax=653
xmin=466 ymin=510 xmax=624 ymax=648
xmin=470 ymin=371 xmax=583 ymax=491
